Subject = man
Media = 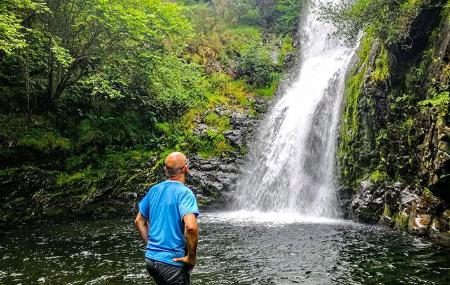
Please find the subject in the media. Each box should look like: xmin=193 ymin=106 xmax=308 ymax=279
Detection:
xmin=135 ymin=152 xmax=199 ymax=285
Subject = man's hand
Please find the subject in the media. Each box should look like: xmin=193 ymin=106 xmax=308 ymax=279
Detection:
xmin=172 ymin=256 xmax=196 ymax=270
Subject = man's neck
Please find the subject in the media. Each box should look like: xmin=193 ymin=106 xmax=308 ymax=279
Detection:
xmin=168 ymin=175 xmax=185 ymax=184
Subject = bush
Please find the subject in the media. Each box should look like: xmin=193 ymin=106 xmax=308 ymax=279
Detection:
xmin=238 ymin=44 xmax=275 ymax=87
xmin=273 ymin=0 xmax=304 ymax=35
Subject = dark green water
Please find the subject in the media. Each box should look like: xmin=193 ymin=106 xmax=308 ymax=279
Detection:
xmin=1 ymin=212 xmax=449 ymax=284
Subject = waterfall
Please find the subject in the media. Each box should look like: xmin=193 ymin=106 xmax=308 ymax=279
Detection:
xmin=233 ymin=0 xmax=357 ymax=218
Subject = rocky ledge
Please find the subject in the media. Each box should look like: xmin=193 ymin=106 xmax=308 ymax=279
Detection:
xmin=186 ymin=97 xmax=271 ymax=208
xmin=341 ymin=180 xmax=450 ymax=246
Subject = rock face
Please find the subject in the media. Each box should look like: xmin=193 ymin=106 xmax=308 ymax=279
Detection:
xmin=187 ymin=156 xmax=244 ymax=207
xmin=349 ymin=179 xmax=450 ymax=244
xmin=338 ymin=2 xmax=450 ymax=244
xmin=186 ymin=97 xmax=271 ymax=208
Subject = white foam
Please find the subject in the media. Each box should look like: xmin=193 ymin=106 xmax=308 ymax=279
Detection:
xmin=200 ymin=211 xmax=349 ymax=225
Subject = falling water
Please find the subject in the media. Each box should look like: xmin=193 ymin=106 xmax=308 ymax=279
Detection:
xmin=233 ymin=0 xmax=357 ymax=218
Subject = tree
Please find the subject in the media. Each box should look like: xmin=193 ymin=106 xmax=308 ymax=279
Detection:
xmin=0 ymin=0 xmax=47 ymax=56
xmin=318 ymin=0 xmax=435 ymax=46
xmin=40 ymin=0 xmax=193 ymax=106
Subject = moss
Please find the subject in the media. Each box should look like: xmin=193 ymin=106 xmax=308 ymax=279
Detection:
xmin=418 ymin=91 xmax=449 ymax=114
xmin=155 ymin=122 xmax=172 ymax=134
xmin=206 ymin=92 xmax=231 ymax=108
xmin=370 ymin=45 xmax=390 ymax=81
xmin=56 ymin=168 xmax=95 ymax=187
xmin=226 ymin=80 xmax=252 ymax=106
xmin=370 ymin=169 xmax=389 ymax=183
xmin=341 ymin=35 xmax=373 ymax=137
xmin=229 ymin=25 xmax=261 ymax=41
xmin=393 ymin=212 xmax=410 ymax=230
xmin=383 ymin=203 xmax=392 ymax=217
xmin=422 ymin=187 xmax=434 ymax=198
xmin=204 ymin=113 xmax=231 ymax=131
xmin=17 ymin=129 xmax=71 ymax=153
xmin=337 ymin=35 xmax=375 ymax=187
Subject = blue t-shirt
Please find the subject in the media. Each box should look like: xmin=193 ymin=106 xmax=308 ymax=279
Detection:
xmin=139 ymin=180 xmax=199 ymax=266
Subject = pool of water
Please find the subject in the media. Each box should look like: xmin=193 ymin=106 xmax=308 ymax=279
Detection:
xmin=1 ymin=211 xmax=449 ymax=284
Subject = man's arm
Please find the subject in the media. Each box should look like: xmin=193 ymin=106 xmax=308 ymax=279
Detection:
xmin=173 ymin=213 xmax=198 ymax=269
xmin=134 ymin=212 xmax=149 ymax=245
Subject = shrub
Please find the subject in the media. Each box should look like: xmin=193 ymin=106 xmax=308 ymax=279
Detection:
xmin=238 ymin=44 xmax=274 ymax=87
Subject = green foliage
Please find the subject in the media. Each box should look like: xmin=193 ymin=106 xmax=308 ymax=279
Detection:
xmin=0 ymin=0 xmax=292 ymax=223
xmin=204 ymin=113 xmax=231 ymax=131
xmin=419 ymin=91 xmax=450 ymax=114
xmin=238 ymin=44 xmax=275 ymax=87
xmin=17 ymin=129 xmax=70 ymax=153
xmin=150 ymin=57 xmax=206 ymax=118
xmin=0 ymin=0 xmax=48 ymax=55
xmin=189 ymin=0 xmax=262 ymax=27
xmin=273 ymin=0 xmax=304 ymax=35
xmin=255 ymin=74 xmax=281 ymax=97
xmin=215 ymin=0 xmax=261 ymax=26
xmin=258 ymin=0 xmax=304 ymax=35
xmin=319 ymin=0 xmax=428 ymax=45
xmin=370 ymin=169 xmax=389 ymax=183
xmin=371 ymin=45 xmax=390 ymax=81
xmin=197 ymin=129 xmax=234 ymax=158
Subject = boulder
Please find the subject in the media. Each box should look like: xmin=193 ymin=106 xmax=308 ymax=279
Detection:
xmin=350 ymin=180 xmax=385 ymax=223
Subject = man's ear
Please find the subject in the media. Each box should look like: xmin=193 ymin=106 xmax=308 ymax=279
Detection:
xmin=184 ymin=165 xmax=189 ymax=174
xmin=164 ymin=166 xmax=168 ymax=176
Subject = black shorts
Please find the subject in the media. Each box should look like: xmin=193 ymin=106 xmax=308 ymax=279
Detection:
xmin=145 ymin=258 xmax=191 ymax=285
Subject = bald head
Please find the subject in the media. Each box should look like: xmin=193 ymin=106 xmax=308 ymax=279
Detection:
xmin=164 ymin=152 xmax=188 ymax=177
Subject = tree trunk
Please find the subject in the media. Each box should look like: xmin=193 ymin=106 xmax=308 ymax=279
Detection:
xmin=47 ymin=40 xmax=54 ymax=106
xmin=24 ymin=52 xmax=31 ymax=124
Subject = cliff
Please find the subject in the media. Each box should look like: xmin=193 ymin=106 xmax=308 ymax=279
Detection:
xmin=338 ymin=1 xmax=450 ymax=244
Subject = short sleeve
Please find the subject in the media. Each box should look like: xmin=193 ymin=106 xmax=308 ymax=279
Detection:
xmin=138 ymin=190 xmax=150 ymax=219
xmin=178 ymin=190 xmax=199 ymax=219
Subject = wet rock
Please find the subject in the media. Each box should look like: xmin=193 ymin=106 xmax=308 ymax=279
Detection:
xmin=197 ymin=162 xmax=218 ymax=171
xmin=218 ymin=163 xmax=240 ymax=174
xmin=350 ymin=180 xmax=385 ymax=223
xmin=193 ymin=123 xmax=209 ymax=136
xmin=214 ymin=106 xmax=232 ymax=117
xmin=337 ymin=186 xmax=354 ymax=219
xmin=230 ymin=111 xmax=249 ymax=127
xmin=253 ymin=97 xmax=271 ymax=114
xmin=223 ymin=130 xmax=244 ymax=147
xmin=119 ymin=192 xmax=138 ymax=199
xmin=409 ymin=214 xmax=432 ymax=234
xmin=186 ymin=152 xmax=247 ymax=207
